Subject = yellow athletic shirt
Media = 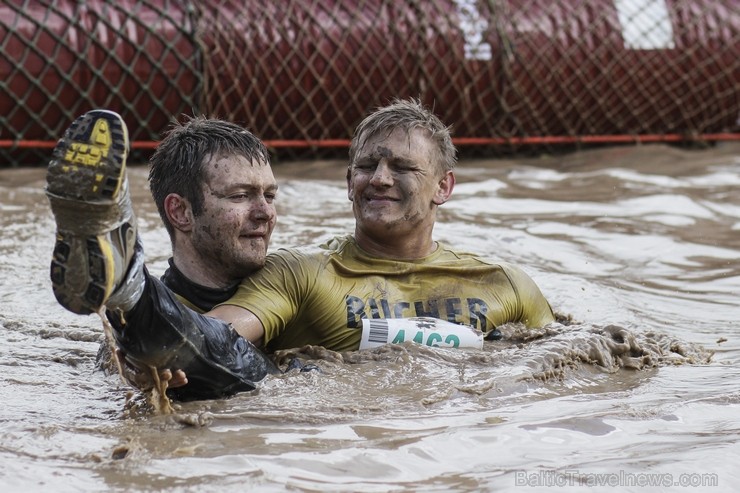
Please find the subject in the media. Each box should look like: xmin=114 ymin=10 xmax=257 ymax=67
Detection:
xmin=223 ymin=235 xmax=555 ymax=352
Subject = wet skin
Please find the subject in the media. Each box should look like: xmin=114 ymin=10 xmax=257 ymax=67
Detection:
xmin=347 ymin=127 xmax=455 ymax=259
xmin=166 ymin=154 xmax=278 ymax=288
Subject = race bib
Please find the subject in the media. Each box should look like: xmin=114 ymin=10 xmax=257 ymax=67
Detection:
xmin=359 ymin=317 xmax=483 ymax=350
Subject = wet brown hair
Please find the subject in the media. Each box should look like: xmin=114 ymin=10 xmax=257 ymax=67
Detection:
xmin=349 ymin=98 xmax=457 ymax=172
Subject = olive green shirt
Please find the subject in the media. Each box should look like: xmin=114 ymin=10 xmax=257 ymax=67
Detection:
xmin=223 ymin=235 xmax=554 ymax=352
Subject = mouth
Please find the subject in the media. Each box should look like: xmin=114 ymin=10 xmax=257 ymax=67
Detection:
xmin=366 ymin=194 xmax=399 ymax=203
xmin=241 ymin=231 xmax=269 ymax=241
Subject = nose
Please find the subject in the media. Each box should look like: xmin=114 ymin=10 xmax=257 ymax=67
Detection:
xmin=252 ymin=196 xmax=276 ymax=222
xmin=369 ymin=161 xmax=393 ymax=187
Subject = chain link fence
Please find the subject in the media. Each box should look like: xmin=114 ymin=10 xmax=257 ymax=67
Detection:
xmin=1 ymin=0 xmax=738 ymax=166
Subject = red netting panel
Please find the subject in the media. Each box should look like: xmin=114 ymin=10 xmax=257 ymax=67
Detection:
xmin=199 ymin=0 xmax=739 ymax=143
xmin=1 ymin=0 xmax=738 ymax=166
xmin=199 ymin=0 xmax=510 ymax=143
xmin=202 ymin=1 xmax=449 ymax=141
xmin=473 ymin=0 xmax=739 ymax=138
xmin=0 ymin=0 xmax=200 ymax=164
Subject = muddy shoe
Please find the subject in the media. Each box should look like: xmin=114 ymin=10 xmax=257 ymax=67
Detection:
xmin=46 ymin=110 xmax=137 ymax=315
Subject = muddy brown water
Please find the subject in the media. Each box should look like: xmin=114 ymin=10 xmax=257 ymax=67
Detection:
xmin=1 ymin=144 xmax=738 ymax=492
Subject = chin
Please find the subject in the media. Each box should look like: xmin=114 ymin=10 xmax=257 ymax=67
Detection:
xmin=362 ymin=215 xmax=404 ymax=228
xmin=360 ymin=211 xmax=396 ymax=224
xmin=233 ymin=259 xmax=265 ymax=278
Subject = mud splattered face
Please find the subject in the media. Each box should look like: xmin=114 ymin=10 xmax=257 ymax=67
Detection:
xmin=348 ymin=127 xmax=453 ymax=248
xmin=191 ymin=154 xmax=277 ymax=280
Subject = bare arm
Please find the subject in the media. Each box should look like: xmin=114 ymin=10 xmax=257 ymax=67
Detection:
xmin=207 ymin=304 xmax=266 ymax=347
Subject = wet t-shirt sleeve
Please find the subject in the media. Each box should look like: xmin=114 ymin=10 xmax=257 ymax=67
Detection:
xmin=499 ymin=263 xmax=555 ymax=328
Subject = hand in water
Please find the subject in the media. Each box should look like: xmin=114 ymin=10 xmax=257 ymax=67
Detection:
xmin=114 ymin=349 xmax=188 ymax=389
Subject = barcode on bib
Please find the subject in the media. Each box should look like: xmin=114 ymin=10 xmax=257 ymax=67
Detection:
xmin=367 ymin=319 xmax=389 ymax=343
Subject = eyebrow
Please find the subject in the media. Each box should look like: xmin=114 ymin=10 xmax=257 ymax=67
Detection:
xmin=356 ymin=153 xmax=415 ymax=166
xmin=207 ymin=182 xmax=279 ymax=197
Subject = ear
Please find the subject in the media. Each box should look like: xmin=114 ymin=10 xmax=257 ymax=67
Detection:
xmin=432 ymin=170 xmax=455 ymax=205
xmin=164 ymin=193 xmax=193 ymax=232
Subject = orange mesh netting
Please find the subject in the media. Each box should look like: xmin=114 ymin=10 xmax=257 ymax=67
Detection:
xmin=1 ymin=0 xmax=738 ymax=165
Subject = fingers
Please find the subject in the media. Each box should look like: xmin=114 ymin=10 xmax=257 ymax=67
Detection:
xmin=115 ymin=347 xmax=188 ymax=389
xmin=157 ymin=368 xmax=188 ymax=388
xmin=168 ymin=369 xmax=188 ymax=388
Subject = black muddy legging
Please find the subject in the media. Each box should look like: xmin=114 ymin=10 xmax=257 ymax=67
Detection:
xmin=107 ymin=270 xmax=279 ymax=401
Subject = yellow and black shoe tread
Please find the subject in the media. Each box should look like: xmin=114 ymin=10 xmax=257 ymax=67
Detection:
xmin=46 ymin=110 xmax=129 ymax=202
xmin=46 ymin=110 xmax=133 ymax=315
